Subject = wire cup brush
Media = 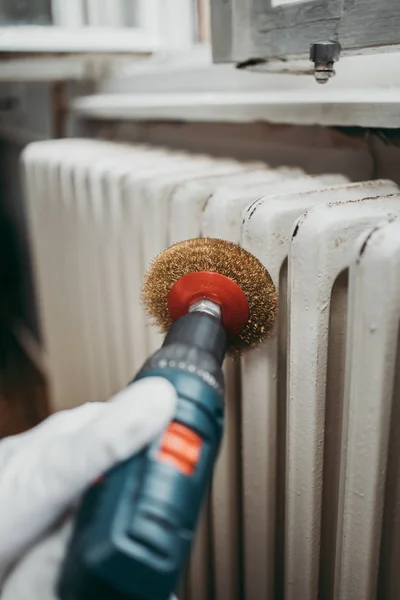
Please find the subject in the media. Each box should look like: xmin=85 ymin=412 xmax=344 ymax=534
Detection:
xmin=58 ymin=237 xmax=277 ymax=600
xmin=143 ymin=237 xmax=277 ymax=352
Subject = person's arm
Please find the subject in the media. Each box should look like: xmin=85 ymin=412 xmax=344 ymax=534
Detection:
xmin=0 ymin=377 xmax=177 ymax=600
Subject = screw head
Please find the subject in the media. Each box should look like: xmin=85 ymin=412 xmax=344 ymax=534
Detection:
xmin=310 ymin=40 xmax=341 ymax=63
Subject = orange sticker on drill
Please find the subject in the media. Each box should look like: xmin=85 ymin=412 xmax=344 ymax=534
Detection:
xmin=158 ymin=422 xmax=202 ymax=476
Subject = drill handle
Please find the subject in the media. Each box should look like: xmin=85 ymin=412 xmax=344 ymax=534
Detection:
xmin=58 ymin=367 xmax=224 ymax=600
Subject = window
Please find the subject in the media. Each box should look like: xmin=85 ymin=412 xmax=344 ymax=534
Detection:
xmin=0 ymin=0 xmax=203 ymax=52
xmin=0 ymin=0 xmax=52 ymax=25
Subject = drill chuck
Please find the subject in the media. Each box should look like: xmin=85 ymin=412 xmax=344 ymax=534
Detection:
xmin=58 ymin=311 xmax=227 ymax=600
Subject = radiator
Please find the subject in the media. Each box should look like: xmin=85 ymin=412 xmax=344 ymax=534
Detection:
xmin=22 ymin=139 xmax=400 ymax=600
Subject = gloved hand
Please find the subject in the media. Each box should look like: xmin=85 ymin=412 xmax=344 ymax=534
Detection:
xmin=0 ymin=377 xmax=177 ymax=600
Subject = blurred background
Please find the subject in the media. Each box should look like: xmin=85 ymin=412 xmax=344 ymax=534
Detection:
xmin=0 ymin=0 xmax=210 ymax=435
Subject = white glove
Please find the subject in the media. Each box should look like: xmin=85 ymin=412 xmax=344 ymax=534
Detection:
xmin=0 ymin=377 xmax=178 ymax=600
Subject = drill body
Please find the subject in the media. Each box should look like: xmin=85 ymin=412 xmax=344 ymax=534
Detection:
xmin=58 ymin=312 xmax=226 ymax=600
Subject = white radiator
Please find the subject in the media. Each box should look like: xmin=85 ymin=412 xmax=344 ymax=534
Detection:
xmin=22 ymin=139 xmax=400 ymax=600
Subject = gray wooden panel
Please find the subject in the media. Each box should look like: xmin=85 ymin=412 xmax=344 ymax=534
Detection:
xmin=211 ymin=0 xmax=400 ymax=64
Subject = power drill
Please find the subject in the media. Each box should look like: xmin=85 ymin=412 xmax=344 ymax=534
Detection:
xmin=58 ymin=238 xmax=277 ymax=600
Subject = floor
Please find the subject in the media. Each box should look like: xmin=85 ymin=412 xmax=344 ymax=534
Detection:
xmin=0 ymin=328 xmax=49 ymax=438
xmin=0 ymin=205 xmax=49 ymax=438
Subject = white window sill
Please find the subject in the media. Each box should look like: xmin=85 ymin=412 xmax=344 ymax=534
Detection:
xmin=70 ymin=47 xmax=400 ymax=128
xmin=72 ymin=89 xmax=400 ymax=128
xmin=0 ymin=55 xmax=144 ymax=82
xmin=1 ymin=41 xmax=400 ymax=127
xmin=0 ymin=26 xmax=160 ymax=54
xmin=0 ymin=26 xmax=160 ymax=81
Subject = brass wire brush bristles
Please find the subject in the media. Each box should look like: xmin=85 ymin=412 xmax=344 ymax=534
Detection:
xmin=142 ymin=238 xmax=278 ymax=353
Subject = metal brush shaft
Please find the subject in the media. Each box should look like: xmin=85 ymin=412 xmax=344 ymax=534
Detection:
xmin=189 ymin=298 xmax=221 ymax=321
xmin=58 ymin=312 xmax=227 ymax=600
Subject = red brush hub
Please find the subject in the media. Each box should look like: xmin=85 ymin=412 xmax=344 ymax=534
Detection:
xmin=168 ymin=271 xmax=249 ymax=337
